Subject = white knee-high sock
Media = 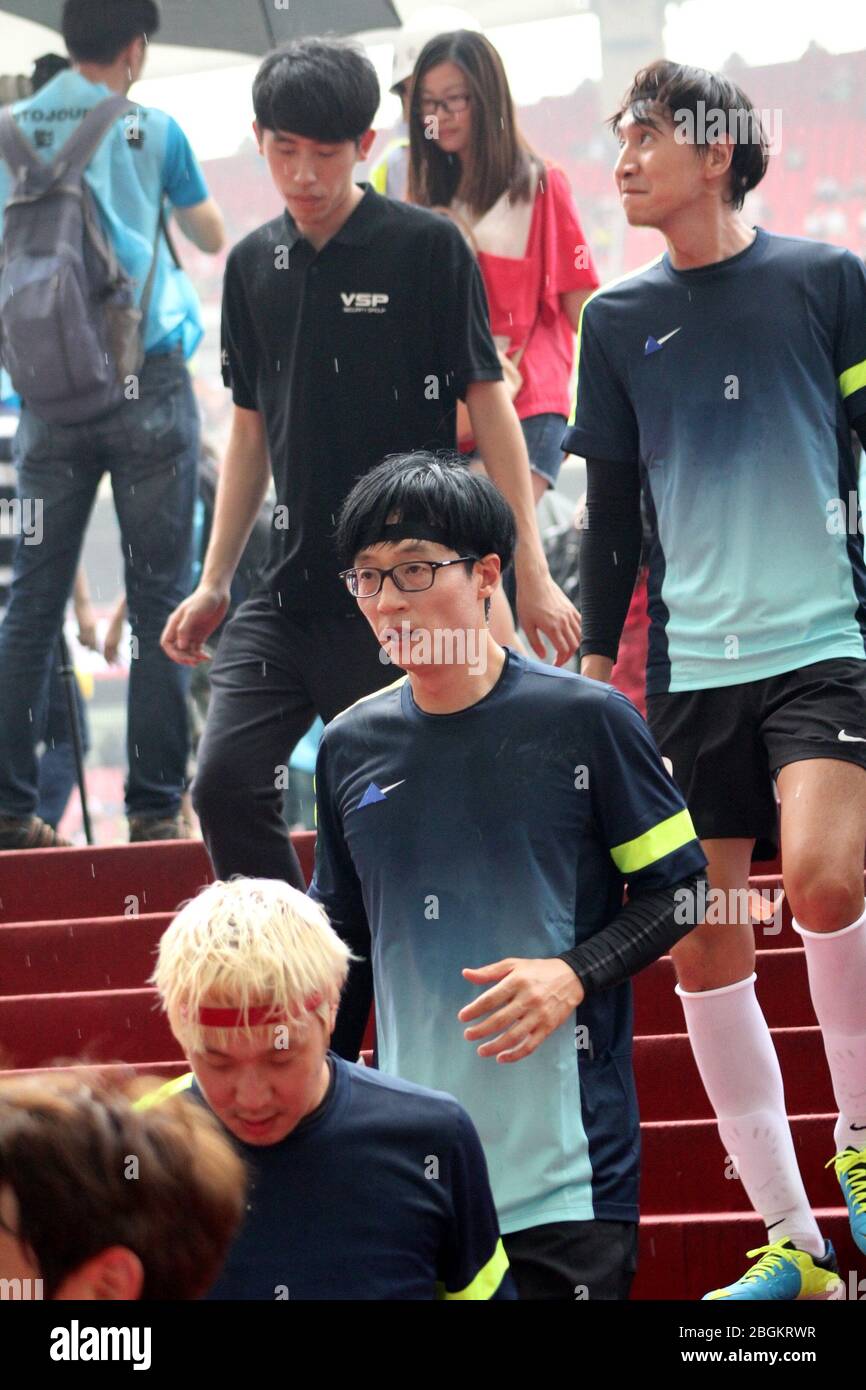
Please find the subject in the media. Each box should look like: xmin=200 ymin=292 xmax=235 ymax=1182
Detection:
xmin=793 ymin=902 xmax=866 ymax=1153
xmin=676 ymin=973 xmax=824 ymax=1256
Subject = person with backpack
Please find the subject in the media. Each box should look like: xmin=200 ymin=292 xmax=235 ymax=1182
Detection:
xmin=0 ymin=0 xmax=224 ymax=849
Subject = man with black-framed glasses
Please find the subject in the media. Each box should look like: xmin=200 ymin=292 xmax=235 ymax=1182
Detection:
xmin=340 ymin=553 xmax=487 ymax=672
xmin=311 ymin=451 xmax=708 ymax=1299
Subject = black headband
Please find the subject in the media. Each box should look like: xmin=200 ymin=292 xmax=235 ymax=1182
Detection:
xmin=363 ymin=520 xmax=455 ymax=547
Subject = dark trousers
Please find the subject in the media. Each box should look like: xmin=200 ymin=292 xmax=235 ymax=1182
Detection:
xmin=502 ymin=1219 xmax=638 ymax=1301
xmin=193 ymin=594 xmax=395 ymax=888
xmin=0 ymin=351 xmax=198 ymax=819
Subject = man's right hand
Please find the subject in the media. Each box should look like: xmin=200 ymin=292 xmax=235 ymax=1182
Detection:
xmin=580 ymin=654 xmax=614 ymax=683
xmin=161 ymin=586 xmax=230 ymax=666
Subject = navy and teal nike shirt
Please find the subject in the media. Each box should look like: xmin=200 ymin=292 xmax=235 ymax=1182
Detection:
xmin=143 ymin=1056 xmax=513 ymax=1299
xmin=310 ymin=650 xmax=706 ymax=1234
xmin=563 ymin=229 xmax=866 ymax=694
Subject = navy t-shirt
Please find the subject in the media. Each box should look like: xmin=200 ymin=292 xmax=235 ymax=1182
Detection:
xmin=564 ymin=229 xmax=866 ymax=693
xmin=150 ymin=1056 xmax=514 ymax=1300
xmin=310 ymin=650 xmax=706 ymax=1233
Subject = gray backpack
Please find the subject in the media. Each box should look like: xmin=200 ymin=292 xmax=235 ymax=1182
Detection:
xmin=0 ymin=94 xmax=162 ymax=424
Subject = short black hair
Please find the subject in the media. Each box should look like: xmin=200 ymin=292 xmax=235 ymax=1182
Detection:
xmin=62 ymin=0 xmax=159 ymax=64
xmin=31 ymin=53 xmax=71 ymax=92
xmin=253 ymin=37 xmax=380 ymax=143
xmin=610 ymin=59 xmax=768 ymax=210
xmin=335 ymin=452 xmax=516 ymax=575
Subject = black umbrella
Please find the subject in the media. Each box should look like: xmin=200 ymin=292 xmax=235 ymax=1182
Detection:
xmin=0 ymin=0 xmax=402 ymax=53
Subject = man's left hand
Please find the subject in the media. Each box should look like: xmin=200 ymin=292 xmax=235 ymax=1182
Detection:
xmin=459 ymin=957 xmax=585 ymax=1063
xmin=515 ymin=569 xmax=581 ymax=667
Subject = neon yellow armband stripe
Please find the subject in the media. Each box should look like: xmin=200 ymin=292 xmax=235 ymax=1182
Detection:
xmin=438 ymin=1238 xmax=510 ymax=1301
xmin=134 ymin=1072 xmax=194 ymax=1110
xmin=839 ymin=358 xmax=866 ymax=400
xmin=610 ymin=807 xmax=697 ymax=876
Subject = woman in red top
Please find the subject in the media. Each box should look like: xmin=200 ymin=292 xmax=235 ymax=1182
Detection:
xmin=407 ymin=28 xmax=599 ymax=502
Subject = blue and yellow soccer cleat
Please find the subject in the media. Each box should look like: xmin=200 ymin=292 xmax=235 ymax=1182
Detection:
xmin=702 ymin=1238 xmax=844 ymax=1300
xmin=827 ymin=1147 xmax=866 ymax=1255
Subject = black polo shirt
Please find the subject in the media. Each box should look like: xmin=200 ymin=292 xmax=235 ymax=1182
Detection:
xmin=220 ymin=184 xmax=502 ymax=614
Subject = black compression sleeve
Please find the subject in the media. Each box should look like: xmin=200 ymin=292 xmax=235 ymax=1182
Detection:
xmin=331 ymin=925 xmax=373 ymax=1061
xmin=855 ymin=414 xmax=866 ymax=452
xmin=579 ymin=457 xmax=643 ymax=662
xmin=558 ymin=874 xmax=707 ymax=996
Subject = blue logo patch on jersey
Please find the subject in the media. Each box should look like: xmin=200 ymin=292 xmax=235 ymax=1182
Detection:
xmin=645 ymin=327 xmax=682 ymax=355
xmin=358 ymin=782 xmax=387 ymax=808
xmin=357 ymin=778 xmax=405 ymax=809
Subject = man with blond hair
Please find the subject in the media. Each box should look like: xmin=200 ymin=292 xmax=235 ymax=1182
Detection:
xmin=148 ymin=877 xmax=514 ymax=1300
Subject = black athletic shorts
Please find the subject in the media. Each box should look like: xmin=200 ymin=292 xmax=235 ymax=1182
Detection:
xmin=646 ymin=657 xmax=866 ymax=860
xmin=502 ymin=1219 xmax=638 ymax=1300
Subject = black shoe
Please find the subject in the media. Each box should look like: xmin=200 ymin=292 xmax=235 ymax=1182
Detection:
xmin=0 ymin=814 xmax=71 ymax=849
xmin=128 ymin=815 xmax=187 ymax=843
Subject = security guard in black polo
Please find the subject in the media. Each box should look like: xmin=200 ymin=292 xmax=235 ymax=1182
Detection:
xmin=161 ymin=36 xmax=576 ymax=890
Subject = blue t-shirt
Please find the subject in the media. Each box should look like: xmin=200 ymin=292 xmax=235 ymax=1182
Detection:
xmin=310 ymin=650 xmax=706 ymax=1233
xmin=0 ymin=69 xmax=208 ymax=359
xmin=563 ymin=228 xmax=866 ymax=694
xmin=149 ymin=1056 xmax=514 ymax=1300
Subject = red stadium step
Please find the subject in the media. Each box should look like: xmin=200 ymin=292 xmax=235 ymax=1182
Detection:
xmin=634 ymin=1209 xmax=866 ymax=1301
xmin=0 ymin=915 xmax=171 ymax=994
xmin=0 ymin=841 xmax=213 ymax=923
xmin=634 ymin=1028 xmax=833 ymax=1122
xmin=0 ymin=832 xmax=858 ymax=1301
xmin=634 ymin=949 xmax=814 ymax=1033
xmin=640 ymin=1114 xmax=841 ymax=1214
xmin=0 ymin=905 xmax=810 ymax=1007
xmin=0 ymin=831 xmax=317 ymax=924
xmin=0 ymin=988 xmax=179 ymax=1069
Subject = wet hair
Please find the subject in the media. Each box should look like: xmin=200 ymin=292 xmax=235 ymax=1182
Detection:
xmin=335 ymin=451 xmax=516 ymax=574
xmin=609 ymin=59 xmax=769 ymax=210
xmin=153 ymin=878 xmax=351 ymax=1056
xmin=408 ymin=29 xmax=543 ymax=217
xmin=253 ymin=37 xmax=380 ymax=144
xmin=62 ymin=0 xmax=160 ymax=65
xmin=0 ymin=1072 xmax=246 ymax=1299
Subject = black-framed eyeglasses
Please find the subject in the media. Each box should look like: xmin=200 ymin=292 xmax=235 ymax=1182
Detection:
xmin=418 ymin=93 xmax=471 ymax=116
xmin=339 ymin=556 xmax=479 ymax=599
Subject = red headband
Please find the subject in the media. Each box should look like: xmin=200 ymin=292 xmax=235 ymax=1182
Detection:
xmin=192 ymin=993 xmax=324 ymax=1029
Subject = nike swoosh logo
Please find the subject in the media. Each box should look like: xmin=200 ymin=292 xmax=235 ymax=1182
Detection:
xmin=767 ymin=1217 xmax=785 ymax=1230
xmin=851 ymin=1122 xmax=866 ymax=1131
xmin=355 ymin=779 xmax=405 ymax=811
xmin=838 ymin=730 xmax=866 ymax=742
xmin=644 ymin=327 xmax=682 ymax=355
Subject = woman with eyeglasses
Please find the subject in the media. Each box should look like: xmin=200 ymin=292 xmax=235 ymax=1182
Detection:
xmin=407 ymin=28 xmax=599 ymax=504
